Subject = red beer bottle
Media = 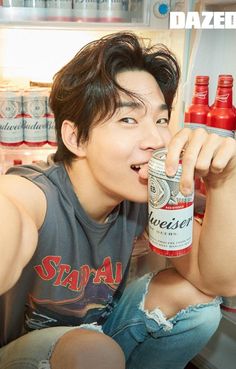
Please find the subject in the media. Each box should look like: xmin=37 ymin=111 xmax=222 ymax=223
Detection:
xmin=206 ymin=74 xmax=236 ymax=138
xmin=199 ymin=75 xmax=236 ymax=214
xmin=185 ymin=76 xmax=210 ymax=191
xmin=184 ymin=75 xmax=210 ymax=130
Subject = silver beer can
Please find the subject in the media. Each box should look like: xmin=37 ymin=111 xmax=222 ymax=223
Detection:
xmin=3 ymin=0 xmax=24 ymax=6
xmin=0 ymin=88 xmax=24 ymax=146
xmin=148 ymin=148 xmax=194 ymax=257
xmin=46 ymin=89 xmax=57 ymax=147
xmin=23 ymin=87 xmax=47 ymax=147
xmin=24 ymin=0 xmax=46 ymax=7
xmin=46 ymin=0 xmax=72 ymax=8
xmin=73 ymin=0 xmax=98 ymax=21
xmin=98 ymin=0 xmax=130 ymax=22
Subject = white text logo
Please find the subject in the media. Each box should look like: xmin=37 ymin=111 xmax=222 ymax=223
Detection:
xmin=170 ymin=12 xmax=236 ymax=29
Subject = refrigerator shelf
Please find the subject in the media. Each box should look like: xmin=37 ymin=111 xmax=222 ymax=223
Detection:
xmin=0 ymin=143 xmax=56 ymax=151
xmin=0 ymin=5 xmax=147 ymax=29
xmin=0 ymin=144 xmax=56 ymax=173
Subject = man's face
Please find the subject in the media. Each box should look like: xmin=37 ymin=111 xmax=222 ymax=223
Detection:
xmin=82 ymin=70 xmax=172 ymax=203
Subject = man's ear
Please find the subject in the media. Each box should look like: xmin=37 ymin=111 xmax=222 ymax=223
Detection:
xmin=61 ymin=120 xmax=86 ymax=158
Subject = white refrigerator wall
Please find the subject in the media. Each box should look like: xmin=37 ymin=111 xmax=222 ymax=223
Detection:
xmin=183 ymin=29 xmax=236 ymax=110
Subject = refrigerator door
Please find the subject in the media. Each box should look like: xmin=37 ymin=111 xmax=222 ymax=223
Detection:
xmin=182 ymin=2 xmax=236 ymax=368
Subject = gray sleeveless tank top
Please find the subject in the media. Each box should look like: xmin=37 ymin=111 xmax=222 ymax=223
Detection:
xmin=0 ymin=157 xmax=147 ymax=346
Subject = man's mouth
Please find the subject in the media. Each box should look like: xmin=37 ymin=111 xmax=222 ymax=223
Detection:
xmin=131 ymin=163 xmax=148 ymax=180
xmin=131 ymin=164 xmax=142 ymax=173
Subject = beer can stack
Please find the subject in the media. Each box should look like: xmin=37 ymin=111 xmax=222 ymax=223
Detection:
xmin=0 ymin=0 xmax=131 ymax=22
xmin=0 ymin=86 xmax=57 ymax=147
xmin=2 ymin=1 xmax=72 ymax=7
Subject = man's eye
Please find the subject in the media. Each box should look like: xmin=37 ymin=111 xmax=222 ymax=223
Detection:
xmin=121 ymin=117 xmax=137 ymax=124
xmin=156 ymin=118 xmax=169 ymax=126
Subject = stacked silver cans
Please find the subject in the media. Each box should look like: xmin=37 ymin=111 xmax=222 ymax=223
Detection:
xmin=0 ymin=86 xmax=56 ymax=147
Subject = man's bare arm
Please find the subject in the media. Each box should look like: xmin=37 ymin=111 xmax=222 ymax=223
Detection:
xmin=0 ymin=175 xmax=46 ymax=294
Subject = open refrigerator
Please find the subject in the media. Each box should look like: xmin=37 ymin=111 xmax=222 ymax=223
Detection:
xmin=0 ymin=1 xmax=236 ymax=368
xmin=0 ymin=0 xmax=189 ymax=171
xmin=182 ymin=1 xmax=236 ymax=369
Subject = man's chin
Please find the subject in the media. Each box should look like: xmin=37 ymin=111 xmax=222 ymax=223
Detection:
xmin=139 ymin=177 xmax=148 ymax=186
xmin=127 ymin=193 xmax=148 ymax=204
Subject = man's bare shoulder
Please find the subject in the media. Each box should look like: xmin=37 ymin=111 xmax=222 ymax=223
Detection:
xmin=0 ymin=174 xmax=46 ymax=229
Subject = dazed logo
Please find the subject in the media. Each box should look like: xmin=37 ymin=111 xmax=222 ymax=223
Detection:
xmin=170 ymin=12 xmax=236 ymax=29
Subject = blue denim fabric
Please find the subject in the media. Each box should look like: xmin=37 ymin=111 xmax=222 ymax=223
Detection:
xmin=103 ymin=273 xmax=222 ymax=369
xmin=0 ymin=273 xmax=222 ymax=369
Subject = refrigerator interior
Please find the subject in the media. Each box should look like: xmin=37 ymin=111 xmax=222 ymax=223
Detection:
xmin=182 ymin=1 xmax=236 ymax=368
xmin=1 ymin=2 xmax=236 ymax=368
xmin=182 ymin=0 xmax=236 ymax=116
xmin=0 ymin=25 xmax=187 ymax=171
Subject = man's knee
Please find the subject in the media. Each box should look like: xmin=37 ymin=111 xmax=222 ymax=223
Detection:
xmin=50 ymin=328 xmax=125 ymax=369
xmin=144 ymin=268 xmax=216 ymax=318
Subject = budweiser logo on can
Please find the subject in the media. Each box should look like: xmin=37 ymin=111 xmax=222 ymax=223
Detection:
xmin=148 ymin=148 xmax=194 ymax=257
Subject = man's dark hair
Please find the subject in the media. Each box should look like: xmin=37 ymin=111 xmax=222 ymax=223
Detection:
xmin=50 ymin=32 xmax=180 ymax=164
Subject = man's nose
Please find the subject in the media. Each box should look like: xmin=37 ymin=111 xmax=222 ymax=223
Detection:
xmin=139 ymin=124 xmax=166 ymax=151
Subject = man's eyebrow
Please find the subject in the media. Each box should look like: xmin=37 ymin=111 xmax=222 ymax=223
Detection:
xmin=159 ymin=103 xmax=168 ymax=112
xmin=117 ymin=101 xmax=168 ymax=112
xmin=117 ymin=101 xmax=142 ymax=109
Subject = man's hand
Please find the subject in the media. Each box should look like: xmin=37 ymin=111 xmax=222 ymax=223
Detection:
xmin=165 ymin=127 xmax=236 ymax=195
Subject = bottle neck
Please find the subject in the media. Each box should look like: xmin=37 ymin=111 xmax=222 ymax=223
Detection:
xmin=214 ymin=86 xmax=233 ymax=108
xmin=192 ymin=84 xmax=209 ymax=105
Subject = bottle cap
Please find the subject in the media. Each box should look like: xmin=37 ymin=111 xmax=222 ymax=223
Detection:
xmin=218 ymin=75 xmax=233 ymax=87
xmin=195 ymin=76 xmax=209 ymax=85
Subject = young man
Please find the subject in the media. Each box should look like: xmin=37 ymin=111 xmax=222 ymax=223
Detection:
xmin=0 ymin=32 xmax=236 ymax=369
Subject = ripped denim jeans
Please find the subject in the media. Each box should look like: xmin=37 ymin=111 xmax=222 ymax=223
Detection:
xmin=0 ymin=273 xmax=222 ymax=369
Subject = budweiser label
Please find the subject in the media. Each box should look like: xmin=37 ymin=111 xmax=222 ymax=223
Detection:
xmin=148 ymin=148 xmax=194 ymax=257
xmin=216 ymin=93 xmax=230 ymax=103
xmin=23 ymin=88 xmax=47 ymax=145
xmin=194 ymin=90 xmax=208 ymax=99
xmin=0 ymin=90 xmax=24 ymax=145
xmin=46 ymin=95 xmax=57 ymax=146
